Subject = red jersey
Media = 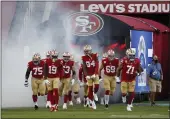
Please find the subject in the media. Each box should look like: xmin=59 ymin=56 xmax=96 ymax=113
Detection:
xmin=79 ymin=64 xmax=86 ymax=83
xmin=27 ymin=60 xmax=44 ymax=79
xmin=82 ymin=53 xmax=98 ymax=76
xmin=62 ymin=60 xmax=74 ymax=78
xmin=121 ymin=57 xmax=140 ymax=82
xmin=46 ymin=59 xmax=63 ymax=78
xmin=102 ymin=57 xmax=119 ymax=76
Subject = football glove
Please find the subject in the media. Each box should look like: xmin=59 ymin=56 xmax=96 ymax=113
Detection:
xmin=24 ymin=80 xmax=29 ymax=87
xmin=80 ymin=82 xmax=84 ymax=87
xmin=71 ymin=79 xmax=75 ymax=85
xmin=86 ymin=76 xmax=90 ymax=80
xmin=44 ymin=80 xmax=50 ymax=85
xmin=115 ymin=76 xmax=121 ymax=84
xmin=99 ymin=78 xmax=103 ymax=83
xmin=91 ymin=74 xmax=96 ymax=79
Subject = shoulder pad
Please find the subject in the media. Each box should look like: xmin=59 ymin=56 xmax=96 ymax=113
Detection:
xmin=27 ymin=61 xmax=32 ymax=67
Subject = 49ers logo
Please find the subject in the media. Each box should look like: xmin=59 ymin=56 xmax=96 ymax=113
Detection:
xmin=66 ymin=12 xmax=104 ymax=36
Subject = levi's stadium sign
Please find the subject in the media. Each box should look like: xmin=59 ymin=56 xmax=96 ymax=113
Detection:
xmin=62 ymin=1 xmax=170 ymax=14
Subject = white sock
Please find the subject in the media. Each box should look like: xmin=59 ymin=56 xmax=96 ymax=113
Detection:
xmin=86 ymin=97 xmax=89 ymax=104
xmin=101 ymin=97 xmax=104 ymax=103
xmin=35 ymin=102 xmax=38 ymax=105
xmin=104 ymin=95 xmax=109 ymax=104
xmin=44 ymin=95 xmax=47 ymax=101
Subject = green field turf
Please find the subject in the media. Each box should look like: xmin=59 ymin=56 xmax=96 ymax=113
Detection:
xmin=2 ymin=104 xmax=169 ymax=118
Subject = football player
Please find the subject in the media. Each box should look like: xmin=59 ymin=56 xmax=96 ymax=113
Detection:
xmin=99 ymin=53 xmax=108 ymax=105
xmin=117 ymin=48 xmax=143 ymax=111
xmin=24 ymin=53 xmax=50 ymax=110
xmin=99 ymin=50 xmax=119 ymax=109
xmin=44 ymin=51 xmax=52 ymax=108
xmin=44 ymin=50 xmax=64 ymax=112
xmin=79 ymin=64 xmax=89 ymax=107
xmin=59 ymin=52 xmax=76 ymax=109
xmin=81 ymin=45 xmax=99 ymax=109
xmin=68 ymin=56 xmax=81 ymax=105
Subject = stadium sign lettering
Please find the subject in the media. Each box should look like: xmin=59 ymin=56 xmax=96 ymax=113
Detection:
xmin=80 ymin=3 xmax=170 ymax=13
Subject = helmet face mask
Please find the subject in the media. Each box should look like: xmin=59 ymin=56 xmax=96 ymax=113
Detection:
xmin=107 ymin=50 xmax=115 ymax=61
xmin=63 ymin=52 xmax=71 ymax=62
xmin=46 ymin=55 xmax=51 ymax=59
xmin=83 ymin=45 xmax=92 ymax=56
xmin=126 ymin=49 xmax=136 ymax=61
xmin=129 ymin=54 xmax=135 ymax=61
xmin=51 ymin=50 xmax=58 ymax=62
xmin=46 ymin=51 xmax=51 ymax=59
xmin=102 ymin=53 xmax=108 ymax=59
xmin=108 ymin=55 xmax=114 ymax=60
xmin=63 ymin=56 xmax=70 ymax=62
xmin=32 ymin=53 xmax=41 ymax=65
xmin=84 ymin=50 xmax=92 ymax=55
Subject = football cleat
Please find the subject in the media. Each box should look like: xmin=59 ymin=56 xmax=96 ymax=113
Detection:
xmin=151 ymin=102 xmax=156 ymax=106
xmin=105 ymin=104 xmax=109 ymax=109
xmin=76 ymin=97 xmax=81 ymax=104
xmin=91 ymin=100 xmax=96 ymax=110
xmin=54 ymin=105 xmax=58 ymax=112
xmin=34 ymin=105 xmax=38 ymax=110
xmin=69 ymin=101 xmax=73 ymax=106
xmin=46 ymin=101 xmax=51 ymax=108
xmin=50 ymin=107 xmax=55 ymax=112
xmin=93 ymin=93 xmax=98 ymax=101
xmin=122 ymin=96 xmax=126 ymax=103
xmin=63 ymin=103 xmax=67 ymax=110
xmin=129 ymin=104 xmax=133 ymax=108
xmin=127 ymin=104 xmax=132 ymax=111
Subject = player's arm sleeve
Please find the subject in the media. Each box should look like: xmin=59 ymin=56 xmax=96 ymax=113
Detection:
xmin=95 ymin=54 xmax=99 ymax=75
xmin=82 ymin=58 xmax=87 ymax=76
xmin=116 ymin=61 xmax=123 ymax=77
xmin=79 ymin=67 xmax=83 ymax=82
xmin=25 ymin=67 xmax=31 ymax=80
xmin=59 ymin=63 xmax=64 ymax=79
xmin=72 ymin=62 xmax=76 ymax=79
xmin=99 ymin=61 xmax=104 ymax=77
xmin=44 ymin=63 xmax=48 ymax=79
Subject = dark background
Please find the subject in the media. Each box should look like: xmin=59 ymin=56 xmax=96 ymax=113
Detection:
xmin=128 ymin=14 xmax=170 ymax=27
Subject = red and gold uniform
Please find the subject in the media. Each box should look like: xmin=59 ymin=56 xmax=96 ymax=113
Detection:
xmin=117 ymin=48 xmax=143 ymax=111
xmin=79 ymin=64 xmax=88 ymax=100
xmin=24 ymin=53 xmax=45 ymax=110
xmin=59 ymin=60 xmax=74 ymax=96
xmin=82 ymin=45 xmax=99 ymax=108
xmin=45 ymin=58 xmax=63 ymax=90
xmin=101 ymin=57 xmax=119 ymax=94
xmin=120 ymin=57 xmax=140 ymax=93
xmin=27 ymin=60 xmax=45 ymax=95
xmin=44 ymin=50 xmax=64 ymax=111
xmin=82 ymin=53 xmax=99 ymax=86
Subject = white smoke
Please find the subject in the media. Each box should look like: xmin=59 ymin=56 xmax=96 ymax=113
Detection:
xmin=2 ymin=2 xmax=67 ymax=108
xmin=2 ymin=2 xmax=120 ymax=108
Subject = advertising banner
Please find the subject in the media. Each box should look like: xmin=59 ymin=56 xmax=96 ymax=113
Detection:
xmin=130 ymin=30 xmax=153 ymax=93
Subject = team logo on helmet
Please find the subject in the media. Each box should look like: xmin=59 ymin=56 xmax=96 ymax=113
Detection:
xmin=66 ymin=12 xmax=104 ymax=36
